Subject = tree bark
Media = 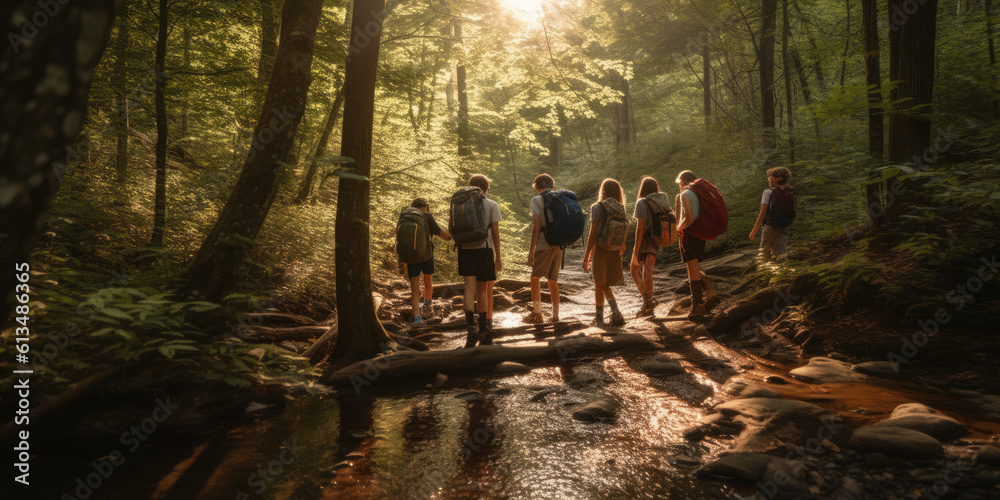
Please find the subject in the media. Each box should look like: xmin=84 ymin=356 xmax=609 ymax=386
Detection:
xmin=295 ymin=83 xmax=345 ymax=204
xmin=332 ymin=0 xmax=394 ymax=363
xmin=704 ymin=44 xmax=712 ymax=129
xmin=782 ymin=0 xmax=795 ymax=162
xmin=760 ymin=0 xmax=778 ymax=148
xmin=113 ymin=0 xmax=130 ymax=191
xmin=455 ymin=21 xmax=472 ymax=156
xmin=150 ymin=0 xmax=169 ymax=247
xmin=613 ymin=74 xmax=636 ymax=147
xmin=840 ymin=0 xmax=852 ymax=86
xmin=887 ymin=0 xmax=938 ymax=163
xmin=256 ymin=0 xmax=281 ymax=107
xmin=0 ymin=0 xmax=116 ymax=324
xmin=186 ymin=0 xmax=322 ymax=300
xmin=987 ymin=0 xmax=997 ymax=66
xmin=863 ymin=0 xmax=883 ymax=159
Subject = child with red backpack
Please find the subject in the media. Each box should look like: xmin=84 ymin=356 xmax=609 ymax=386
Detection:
xmin=750 ymin=167 xmax=795 ymax=261
xmin=675 ymin=170 xmax=727 ymax=318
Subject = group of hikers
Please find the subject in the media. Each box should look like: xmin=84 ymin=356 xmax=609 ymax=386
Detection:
xmin=396 ymin=167 xmax=796 ymax=348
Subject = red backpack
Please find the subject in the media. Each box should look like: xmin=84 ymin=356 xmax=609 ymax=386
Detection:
xmin=682 ymin=179 xmax=727 ymax=241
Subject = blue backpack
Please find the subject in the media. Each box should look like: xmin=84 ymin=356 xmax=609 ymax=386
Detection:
xmin=541 ymin=190 xmax=585 ymax=247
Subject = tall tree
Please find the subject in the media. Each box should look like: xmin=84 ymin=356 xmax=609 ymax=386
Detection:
xmin=332 ymin=0 xmax=394 ymax=363
xmin=113 ymin=0 xmax=131 ymax=192
xmin=295 ymin=83 xmax=345 ymax=204
xmin=150 ymin=0 xmax=169 ymax=247
xmin=987 ymin=0 xmax=997 ymax=66
xmin=455 ymin=21 xmax=472 ymax=157
xmin=0 ymin=0 xmax=117 ymax=323
xmin=863 ymin=0 xmax=883 ymax=159
xmin=760 ymin=0 xmax=778 ymax=147
xmin=782 ymin=0 xmax=795 ymax=161
xmin=613 ymin=73 xmax=636 ymax=147
xmin=887 ymin=0 xmax=938 ymax=163
xmin=186 ymin=0 xmax=323 ymax=300
xmin=256 ymin=0 xmax=281 ymax=106
xmin=703 ymin=44 xmax=712 ymax=129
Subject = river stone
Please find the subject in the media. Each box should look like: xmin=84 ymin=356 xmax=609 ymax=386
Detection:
xmin=976 ymin=395 xmax=1000 ymax=418
xmin=454 ymin=390 xmax=483 ymax=402
xmin=572 ymin=397 xmax=619 ymax=423
xmin=716 ymin=398 xmax=826 ymax=421
xmin=494 ymin=361 xmax=530 ymax=374
xmin=849 ymin=425 xmax=944 ymax=458
xmin=874 ymin=414 xmax=968 ymax=440
xmin=568 ymin=364 xmax=612 ymax=387
xmin=638 ymin=354 xmax=685 ymax=376
xmin=890 ymin=403 xmax=942 ymax=418
xmin=764 ymin=375 xmax=789 ymax=385
xmin=697 ymin=453 xmax=810 ymax=499
xmin=719 ymin=380 xmax=782 ymax=399
xmin=789 ymin=357 xmax=866 ymax=383
xmin=851 ymin=361 xmax=900 ymax=377
xmin=972 ymin=445 xmax=1000 ymax=465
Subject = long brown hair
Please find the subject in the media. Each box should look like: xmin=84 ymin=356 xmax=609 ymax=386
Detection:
xmin=637 ymin=176 xmax=659 ymax=199
xmin=598 ymin=178 xmax=624 ymax=205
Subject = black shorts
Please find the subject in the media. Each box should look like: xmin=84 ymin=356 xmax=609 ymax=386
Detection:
xmin=458 ymin=247 xmax=496 ymax=282
xmin=406 ymin=259 xmax=434 ymax=279
xmin=679 ymin=233 xmax=706 ymax=263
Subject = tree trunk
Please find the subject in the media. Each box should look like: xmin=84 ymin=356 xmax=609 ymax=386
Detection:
xmin=332 ymin=0 xmax=394 ymax=363
xmin=0 ymin=0 xmax=116 ymax=323
xmin=181 ymin=24 xmax=190 ymax=137
xmin=840 ymin=0 xmax=851 ymax=86
xmin=295 ymin=84 xmax=345 ymax=204
xmin=150 ymin=0 xmax=169 ymax=247
xmin=863 ymin=0 xmax=883 ymax=159
xmin=113 ymin=0 xmax=130 ymax=191
xmin=792 ymin=0 xmax=827 ymax=91
xmin=455 ymin=21 xmax=471 ymax=157
xmin=887 ymin=0 xmax=938 ymax=163
xmin=760 ymin=0 xmax=778 ymax=148
xmin=257 ymin=0 xmax=281 ymax=107
xmin=987 ymin=0 xmax=997 ymax=66
xmin=783 ymin=0 xmax=795 ymax=162
xmin=703 ymin=44 xmax=712 ymax=129
xmin=613 ymin=74 xmax=636 ymax=147
xmin=186 ymin=0 xmax=322 ymax=300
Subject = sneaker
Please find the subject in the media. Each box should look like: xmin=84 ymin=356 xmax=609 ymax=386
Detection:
xmin=610 ymin=310 xmax=626 ymax=326
xmin=412 ymin=315 xmax=423 ymax=325
xmin=523 ymin=311 xmax=544 ymax=324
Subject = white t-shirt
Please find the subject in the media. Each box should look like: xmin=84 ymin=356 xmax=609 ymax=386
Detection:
xmin=465 ymin=197 xmax=502 ymax=250
xmin=529 ymin=195 xmax=552 ymax=251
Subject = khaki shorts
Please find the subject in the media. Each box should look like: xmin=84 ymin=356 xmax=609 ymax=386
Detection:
xmin=592 ymin=247 xmax=625 ymax=287
xmin=761 ymin=225 xmax=788 ymax=260
xmin=531 ymin=246 xmax=563 ymax=281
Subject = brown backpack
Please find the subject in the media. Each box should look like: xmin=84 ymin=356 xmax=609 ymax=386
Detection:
xmin=643 ymin=192 xmax=678 ymax=247
xmin=595 ymin=199 xmax=629 ymax=252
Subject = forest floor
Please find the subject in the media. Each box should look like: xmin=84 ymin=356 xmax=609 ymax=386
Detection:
xmin=21 ymin=242 xmax=1000 ymax=499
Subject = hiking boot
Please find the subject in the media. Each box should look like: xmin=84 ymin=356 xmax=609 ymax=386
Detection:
xmin=638 ymin=296 xmax=656 ymax=316
xmin=523 ymin=311 xmax=544 ymax=324
xmin=464 ymin=324 xmax=479 ymax=348
xmin=700 ymin=272 xmax=716 ymax=302
xmin=610 ymin=310 xmax=626 ymax=326
xmin=479 ymin=318 xmax=495 ymax=346
xmin=421 ymin=300 xmax=433 ymax=315
xmin=688 ymin=280 xmax=707 ymax=318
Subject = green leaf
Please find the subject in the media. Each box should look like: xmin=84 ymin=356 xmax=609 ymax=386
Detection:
xmin=101 ymin=307 xmax=133 ymax=321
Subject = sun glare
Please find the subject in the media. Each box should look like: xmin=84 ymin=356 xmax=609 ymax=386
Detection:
xmin=501 ymin=0 xmax=545 ymax=22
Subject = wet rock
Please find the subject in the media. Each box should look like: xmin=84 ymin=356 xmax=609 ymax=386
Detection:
xmin=572 ymin=396 xmax=619 ymax=423
xmin=247 ymin=348 xmax=267 ymax=360
xmin=638 ymin=354 xmax=685 ymax=376
xmin=696 ymin=452 xmax=810 ymax=499
xmin=494 ymin=361 xmax=530 ymax=374
xmin=976 ymin=395 xmax=1000 ymax=418
xmin=568 ymin=364 xmax=612 ymax=387
xmin=764 ymin=375 xmax=789 ymax=385
xmin=874 ymin=413 xmax=968 ymax=440
xmin=827 ymin=352 xmax=851 ymax=362
xmin=683 ymin=413 xmax=745 ymax=440
xmin=716 ymin=398 xmax=826 ymax=421
xmin=864 ymin=452 xmax=890 ymax=467
xmin=830 ymin=477 xmax=864 ymax=500
xmin=454 ymin=390 xmax=483 ymax=402
xmin=851 ymin=361 xmax=900 ymax=377
xmin=849 ymin=425 xmax=944 ymax=458
xmin=719 ymin=380 xmax=782 ymax=399
xmin=669 ymin=454 xmax=702 ymax=467
xmin=530 ymin=386 xmax=566 ymax=402
xmin=972 ymin=445 xmax=1000 ymax=465
xmin=890 ymin=403 xmax=942 ymax=418
xmin=789 ymin=357 xmax=867 ymax=384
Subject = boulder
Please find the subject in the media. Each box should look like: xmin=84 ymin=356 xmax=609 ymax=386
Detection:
xmin=849 ymin=425 xmax=943 ymax=458
xmin=851 ymin=361 xmax=901 ymax=377
xmin=568 ymin=364 xmax=612 ymax=387
xmin=874 ymin=414 xmax=968 ymax=440
xmin=716 ymin=398 xmax=826 ymax=421
xmin=572 ymin=397 xmax=619 ymax=423
xmin=890 ymin=403 xmax=942 ymax=418
xmin=638 ymin=354 xmax=685 ymax=376
xmin=789 ymin=357 xmax=867 ymax=384
xmin=696 ymin=452 xmax=811 ymax=500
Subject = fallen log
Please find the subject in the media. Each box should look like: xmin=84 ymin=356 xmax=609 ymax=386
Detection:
xmin=492 ymin=320 xmax=585 ymax=338
xmin=495 ymin=279 xmax=531 ymax=291
xmin=245 ymin=312 xmax=316 ymax=327
xmin=324 ymin=334 xmax=660 ymax=385
xmin=302 ymin=323 xmax=338 ymax=363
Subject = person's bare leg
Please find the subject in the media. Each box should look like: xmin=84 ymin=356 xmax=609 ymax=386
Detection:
xmin=477 ymin=282 xmax=489 ymax=314
xmin=409 ymin=275 xmax=422 ymax=318
xmin=530 ymin=276 xmax=542 ymax=314
xmin=595 ymin=284 xmax=605 ymax=307
xmin=603 ymin=285 xmax=615 ymax=303
xmin=486 ymin=281 xmax=495 ymax=319
xmin=464 ymin=276 xmax=477 ymax=312
xmin=423 ymin=273 xmax=433 ymax=302
xmin=548 ymin=279 xmax=559 ymax=321
xmin=642 ymin=257 xmax=655 ymax=302
xmin=684 ymin=260 xmax=701 ymax=283
xmin=630 ymin=259 xmax=645 ymax=297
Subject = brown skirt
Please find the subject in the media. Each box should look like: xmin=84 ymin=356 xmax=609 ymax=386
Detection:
xmin=592 ymin=247 xmax=625 ymax=287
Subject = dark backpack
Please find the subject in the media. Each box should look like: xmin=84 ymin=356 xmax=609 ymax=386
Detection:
xmin=595 ymin=199 xmax=629 ymax=252
xmin=683 ymin=179 xmax=728 ymax=241
xmin=449 ymin=186 xmax=489 ymax=247
xmin=541 ymin=190 xmax=585 ymax=247
xmin=765 ymin=186 xmax=795 ymax=228
xmin=643 ymin=192 xmax=678 ymax=247
xmin=396 ymin=207 xmax=433 ymax=264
